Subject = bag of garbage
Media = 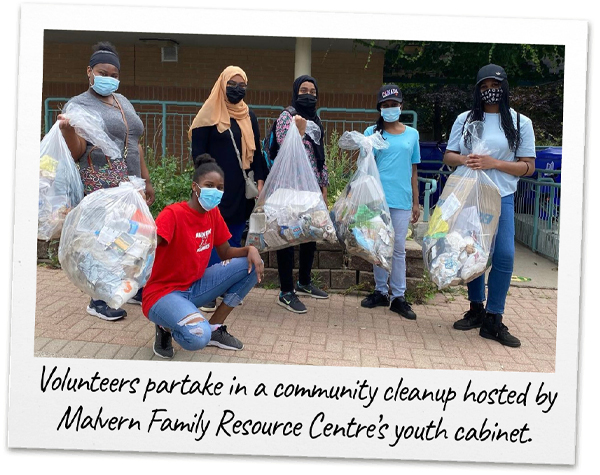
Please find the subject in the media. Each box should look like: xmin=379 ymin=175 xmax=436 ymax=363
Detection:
xmin=330 ymin=130 xmax=394 ymax=272
xmin=423 ymin=121 xmax=501 ymax=289
xmin=58 ymin=177 xmax=157 ymax=308
xmin=246 ymin=119 xmax=336 ymax=251
xmin=38 ymin=121 xmax=85 ymax=241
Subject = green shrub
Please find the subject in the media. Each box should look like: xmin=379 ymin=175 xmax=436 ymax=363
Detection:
xmin=325 ymin=129 xmax=356 ymax=206
xmin=147 ymin=149 xmax=194 ymax=218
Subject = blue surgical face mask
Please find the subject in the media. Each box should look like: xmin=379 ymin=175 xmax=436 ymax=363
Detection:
xmin=381 ymin=107 xmax=401 ymax=123
xmin=91 ymin=73 xmax=120 ymax=96
xmin=196 ymin=187 xmax=223 ymax=211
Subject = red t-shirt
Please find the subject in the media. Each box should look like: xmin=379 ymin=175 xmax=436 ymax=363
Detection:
xmin=142 ymin=202 xmax=232 ymax=316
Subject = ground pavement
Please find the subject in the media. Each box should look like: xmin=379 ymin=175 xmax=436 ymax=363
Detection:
xmin=33 ymin=266 xmax=557 ymax=372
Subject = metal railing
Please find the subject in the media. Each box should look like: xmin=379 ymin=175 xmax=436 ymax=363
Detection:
xmin=514 ymin=170 xmax=560 ymax=263
xmin=317 ymin=107 xmax=417 ymax=138
xmin=44 ymin=98 xmax=417 ymax=161
xmin=43 ymin=97 xmax=284 ymax=169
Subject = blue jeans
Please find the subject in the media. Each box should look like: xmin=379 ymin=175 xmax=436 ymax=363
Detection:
xmin=208 ymin=221 xmax=247 ymax=267
xmin=373 ymin=208 xmax=412 ymax=300
xmin=148 ymin=257 xmax=257 ymax=351
xmin=467 ymin=193 xmax=515 ymax=315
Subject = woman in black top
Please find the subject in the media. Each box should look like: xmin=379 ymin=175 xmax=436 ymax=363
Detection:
xmin=189 ymin=66 xmax=267 ymax=310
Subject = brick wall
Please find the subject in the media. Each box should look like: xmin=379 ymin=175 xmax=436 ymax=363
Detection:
xmin=42 ymin=41 xmax=384 ymax=160
xmin=258 ymin=241 xmax=425 ymax=293
xmin=43 ymin=42 xmax=384 ymax=106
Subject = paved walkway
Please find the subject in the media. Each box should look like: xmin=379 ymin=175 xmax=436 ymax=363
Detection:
xmin=34 ymin=266 xmax=557 ymax=372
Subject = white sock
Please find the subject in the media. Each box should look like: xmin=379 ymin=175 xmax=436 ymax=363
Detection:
xmin=210 ymin=324 xmax=222 ymax=332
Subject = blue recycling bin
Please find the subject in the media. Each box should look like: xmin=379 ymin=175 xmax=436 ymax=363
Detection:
xmin=535 ymin=147 xmax=562 ymax=183
xmin=533 ymin=147 xmax=561 ymax=220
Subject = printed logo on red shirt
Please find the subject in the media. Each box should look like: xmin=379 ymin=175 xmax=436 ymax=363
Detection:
xmin=196 ymin=229 xmax=212 ymax=253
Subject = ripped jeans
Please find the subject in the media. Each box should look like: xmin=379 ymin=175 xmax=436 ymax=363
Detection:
xmin=148 ymin=257 xmax=257 ymax=351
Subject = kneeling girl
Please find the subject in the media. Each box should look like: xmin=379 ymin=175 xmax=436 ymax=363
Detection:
xmin=142 ymin=154 xmax=264 ymax=358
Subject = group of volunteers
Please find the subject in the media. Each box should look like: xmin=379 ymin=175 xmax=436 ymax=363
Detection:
xmin=55 ymin=41 xmax=536 ymax=359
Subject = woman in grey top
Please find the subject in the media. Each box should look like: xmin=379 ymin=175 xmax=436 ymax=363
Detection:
xmin=58 ymin=41 xmax=154 ymax=321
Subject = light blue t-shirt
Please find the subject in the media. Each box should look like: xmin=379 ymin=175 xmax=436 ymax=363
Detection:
xmin=364 ymin=125 xmax=420 ymax=210
xmin=446 ymin=109 xmax=536 ymax=197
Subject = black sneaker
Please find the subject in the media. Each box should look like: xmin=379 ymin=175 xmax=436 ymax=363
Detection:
xmin=296 ymin=282 xmax=329 ymax=299
xmin=127 ymin=288 xmax=143 ymax=305
xmin=199 ymin=300 xmax=217 ymax=312
xmin=389 ymin=297 xmax=417 ymax=320
xmin=153 ymin=325 xmax=174 ymax=358
xmin=278 ymin=291 xmax=307 ymax=314
xmin=86 ymin=299 xmax=127 ymax=321
xmin=479 ymin=313 xmax=521 ymax=348
xmin=453 ymin=302 xmax=486 ymax=330
xmin=207 ymin=325 xmax=243 ymax=351
xmin=361 ymin=290 xmax=390 ymax=309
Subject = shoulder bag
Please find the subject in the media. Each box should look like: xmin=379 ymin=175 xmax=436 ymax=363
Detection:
xmin=228 ymin=128 xmax=259 ymax=199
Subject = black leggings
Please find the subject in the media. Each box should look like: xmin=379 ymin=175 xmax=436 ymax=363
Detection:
xmin=277 ymin=242 xmax=317 ymax=293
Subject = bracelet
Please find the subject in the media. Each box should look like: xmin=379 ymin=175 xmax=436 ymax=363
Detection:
xmin=521 ymin=161 xmax=530 ymax=177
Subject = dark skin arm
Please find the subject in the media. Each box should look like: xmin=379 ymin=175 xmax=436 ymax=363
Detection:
xmin=155 ymin=235 xmax=264 ymax=283
xmin=443 ymin=150 xmax=536 ymax=177
xmin=57 ymin=114 xmax=87 ymax=160
xmin=138 ymin=144 xmax=155 ymax=206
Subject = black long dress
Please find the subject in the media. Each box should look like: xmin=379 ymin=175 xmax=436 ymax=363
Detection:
xmin=191 ymin=110 xmax=267 ymax=225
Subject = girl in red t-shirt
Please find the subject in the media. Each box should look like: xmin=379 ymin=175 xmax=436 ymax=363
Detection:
xmin=142 ymin=154 xmax=264 ymax=358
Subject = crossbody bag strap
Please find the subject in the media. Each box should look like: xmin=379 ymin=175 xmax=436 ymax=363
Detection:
xmin=112 ymin=94 xmax=130 ymax=159
xmin=87 ymin=145 xmax=112 ymax=169
xmin=228 ymin=128 xmax=249 ymax=179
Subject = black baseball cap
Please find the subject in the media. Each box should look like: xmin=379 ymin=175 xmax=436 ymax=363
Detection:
xmin=377 ymin=84 xmax=403 ymax=109
xmin=476 ymin=64 xmax=508 ymax=85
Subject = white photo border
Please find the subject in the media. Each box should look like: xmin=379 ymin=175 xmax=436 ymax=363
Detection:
xmin=9 ymin=3 xmax=588 ymax=466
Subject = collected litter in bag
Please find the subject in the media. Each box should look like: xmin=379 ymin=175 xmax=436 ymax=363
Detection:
xmin=330 ymin=130 xmax=394 ymax=272
xmin=423 ymin=121 xmax=501 ymax=289
xmin=38 ymin=121 xmax=84 ymax=240
xmin=246 ymin=119 xmax=336 ymax=251
xmin=59 ymin=177 xmax=157 ymax=309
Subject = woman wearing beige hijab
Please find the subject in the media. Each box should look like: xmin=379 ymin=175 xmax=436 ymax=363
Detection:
xmin=190 ymin=66 xmax=267 ymax=310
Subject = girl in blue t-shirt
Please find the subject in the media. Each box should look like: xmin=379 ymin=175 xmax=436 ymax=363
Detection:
xmin=361 ymin=84 xmax=421 ymax=320
xmin=443 ymin=64 xmax=536 ymax=348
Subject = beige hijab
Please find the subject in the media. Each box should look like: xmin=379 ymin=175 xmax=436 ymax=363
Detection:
xmin=188 ymin=66 xmax=255 ymax=168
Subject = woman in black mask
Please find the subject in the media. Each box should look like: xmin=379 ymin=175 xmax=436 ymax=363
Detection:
xmin=272 ymin=75 xmax=330 ymax=314
xmin=189 ymin=66 xmax=268 ymax=311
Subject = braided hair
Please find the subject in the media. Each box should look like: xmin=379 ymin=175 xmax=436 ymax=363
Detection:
xmin=463 ymin=78 xmax=521 ymax=152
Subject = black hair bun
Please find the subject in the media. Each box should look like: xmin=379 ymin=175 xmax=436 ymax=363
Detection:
xmin=194 ymin=153 xmax=216 ymax=169
xmin=92 ymin=41 xmax=118 ymax=56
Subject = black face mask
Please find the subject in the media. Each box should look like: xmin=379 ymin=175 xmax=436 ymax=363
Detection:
xmin=295 ymin=94 xmax=317 ymax=111
xmin=226 ymin=85 xmax=246 ymax=104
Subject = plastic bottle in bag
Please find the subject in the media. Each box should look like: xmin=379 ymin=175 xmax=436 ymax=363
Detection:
xmin=59 ymin=178 xmax=157 ymax=309
xmin=423 ymin=121 xmax=501 ymax=289
xmin=246 ymin=119 xmax=337 ymax=251
xmin=330 ymin=130 xmax=394 ymax=272
xmin=37 ymin=121 xmax=85 ymax=241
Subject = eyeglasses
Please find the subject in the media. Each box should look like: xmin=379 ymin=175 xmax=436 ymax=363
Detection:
xmin=299 ymin=87 xmax=317 ymax=95
xmin=227 ymin=81 xmax=248 ymax=89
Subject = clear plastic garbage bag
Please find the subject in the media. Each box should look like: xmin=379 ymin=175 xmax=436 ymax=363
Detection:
xmin=38 ymin=121 xmax=85 ymax=241
xmin=63 ymin=102 xmax=122 ymax=159
xmin=423 ymin=121 xmax=502 ymax=289
xmin=246 ymin=119 xmax=336 ymax=251
xmin=58 ymin=177 xmax=157 ymax=308
xmin=331 ymin=130 xmax=394 ymax=272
